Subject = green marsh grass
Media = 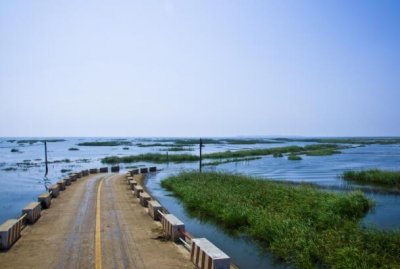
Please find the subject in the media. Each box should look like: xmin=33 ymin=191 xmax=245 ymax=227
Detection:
xmin=78 ymin=141 xmax=132 ymax=146
xmin=288 ymin=154 xmax=302 ymax=160
xmin=135 ymin=143 xmax=173 ymax=147
xmin=101 ymin=153 xmax=198 ymax=164
xmin=162 ymin=172 xmax=400 ymax=268
xmin=160 ymin=147 xmax=194 ymax=152
xmin=223 ymin=139 xmax=279 ymax=144
xmin=203 ymin=144 xmax=342 ymax=159
xmin=203 ymin=157 xmax=261 ymax=166
xmin=101 ymin=144 xmax=342 ymax=164
xmin=343 ymin=169 xmax=400 ymax=188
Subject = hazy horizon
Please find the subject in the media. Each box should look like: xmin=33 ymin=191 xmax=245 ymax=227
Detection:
xmin=1 ymin=1 xmax=399 ymax=137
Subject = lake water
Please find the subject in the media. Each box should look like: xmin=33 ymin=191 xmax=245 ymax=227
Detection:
xmin=1 ymin=137 xmax=399 ymax=268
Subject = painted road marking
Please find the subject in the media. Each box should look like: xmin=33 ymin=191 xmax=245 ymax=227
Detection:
xmin=95 ymin=178 xmax=104 ymax=269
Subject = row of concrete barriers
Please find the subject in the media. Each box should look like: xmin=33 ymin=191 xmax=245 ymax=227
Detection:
xmin=124 ymin=169 xmax=232 ymax=269
xmin=0 ymin=166 xmax=121 ymax=251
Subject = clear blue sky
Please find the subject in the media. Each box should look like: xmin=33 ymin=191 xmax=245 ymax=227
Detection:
xmin=1 ymin=0 xmax=399 ymax=137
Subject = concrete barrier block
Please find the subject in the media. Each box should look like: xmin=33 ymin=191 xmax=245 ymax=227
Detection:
xmin=82 ymin=170 xmax=89 ymax=176
xmin=89 ymin=168 xmax=98 ymax=174
xmin=126 ymin=176 xmax=133 ymax=185
xmin=148 ymin=201 xmax=162 ymax=220
xmin=140 ymin=167 xmax=148 ymax=174
xmin=134 ymin=185 xmax=144 ymax=198
xmin=22 ymin=202 xmax=41 ymax=224
xmin=63 ymin=177 xmax=71 ymax=186
xmin=191 ymin=238 xmax=231 ymax=269
xmin=111 ymin=166 xmax=120 ymax=173
xmin=0 ymin=219 xmax=23 ymax=250
xmin=129 ymin=180 xmax=137 ymax=190
xmin=149 ymin=166 xmax=157 ymax=172
xmin=38 ymin=193 xmax=51 ymax=208
xmin=132 ymin=169 xmax=139 ymax=175
xmin=99 ymin=167 xmax=108 ymax=173
xmin=161 ymin=214 xmax=185 ymax=241
xmin=69 ymin=174 xmax=77 ymax=182
xmin=76 ymin=172 xmax=82 ymax=178
xmin=139 ymin=192 xmax=152 ymax=207
xmin=57 ymin=180 xmax=66 ymax=191
xmin=49 ymin=184 xmax=60 ymax=198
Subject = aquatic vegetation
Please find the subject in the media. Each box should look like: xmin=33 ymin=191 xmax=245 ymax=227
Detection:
xmin=68 ymin=147 xmax=79 ymax=151
xmin=101 ymin=144 xmax=342 ymax=164
xmin=2 ymin=167 xmax=17 ymax=171
xmin=288 ymin=154 xmax=302 ymax=160
xmin=203 ymin=157 xmax=261 ymax=166
xmin=123 ymin=147 xmax=130 ymax=150
xmin=48 ymin=159 xmax=71 ymax=164
xmin=223 ymin=139 xmax=279 ymax=144
xmin=174 ymin=139 xmax=222 ymax=145
xmin=343 ymin=169 xmax=400 ymax=188
xmin=77 ymin=141 xmax=132 ymax=146
xmin=275 ymin=137 xmax=400 ymax=145
xmin=136 ymin=143 xmax=173 ymax=147
xmin=273 ymin=153 xmax=283 ymax=158
xmin=10 ymin=148 xmax=19 ymax=153
xmin=76 ymin=159 xmax=90 ymax=163
xmin=101 ymin=153 xmax=199 ymax=164
xmin=162 ymin=172 xmax=400 ymax=268
xmin=203 ymin=144 xmax=342 ymax=159
xmin=16 ymin=139 xmax=65 ymax=144
xmin=160 ymin=147 xmax=194 ymax=152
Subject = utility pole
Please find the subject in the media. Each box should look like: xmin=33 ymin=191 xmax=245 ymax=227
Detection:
xmin=199 ymin=138 xmax=203 ymax=173
xmin=44 ymin=141 xmax=49 ymax=177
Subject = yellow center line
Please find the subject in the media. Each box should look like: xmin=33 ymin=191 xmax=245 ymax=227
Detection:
xmin=95 ymin=178 xmax=104 ymax=269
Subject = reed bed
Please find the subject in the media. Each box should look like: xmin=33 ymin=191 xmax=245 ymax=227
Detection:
xmin=162 ymin=172 xmax=400 ymax=268
xmin=343 ymin=169 xmax=400 ymax=188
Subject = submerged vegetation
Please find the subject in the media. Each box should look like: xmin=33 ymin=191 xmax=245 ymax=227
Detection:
xmin=203 ymin=157 xmax=261 ymax=166
xmin=68 ymin=147 xmax=79 ymax=151
xmin=343 ymin=169 xmax=400 ymax=188
xmin=102 ymin=153 xmax=198 ymax=164
xmin=162 ymin=172 xmax=400 ymax=268
xmin=77 ymin=141 xmax=132 ymax=146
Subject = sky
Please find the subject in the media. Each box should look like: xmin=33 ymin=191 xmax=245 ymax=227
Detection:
xmin=0 ymin=0 xmax=399 ymax=137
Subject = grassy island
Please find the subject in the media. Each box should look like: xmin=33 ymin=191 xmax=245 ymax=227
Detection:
xmin=288 ymin=154 xmax=302 ymax=160
xmin=78 ymin=141 xmax=132 ymax=146
xmin=161 ymin=172 xmax=400 ymax=268
xmin=101 ymin=144 xmax=343 ymax=164
xmin=203 ymin=144 xmax=342 ymax=159
xmin=102 ymin=153 xmax=198 ymax=164
xmin=343 ymin=169 xmax=400 ymax=188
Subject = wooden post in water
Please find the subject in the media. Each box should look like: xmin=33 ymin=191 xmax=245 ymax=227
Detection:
xmin=199 ymin=138 xmax=203 ymax=173
xmin=44 ymin=141 xmax=48 ymax=177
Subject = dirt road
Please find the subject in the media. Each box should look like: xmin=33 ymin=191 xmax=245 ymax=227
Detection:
xmin=0 ymin=174 xmax=193 ymax=269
